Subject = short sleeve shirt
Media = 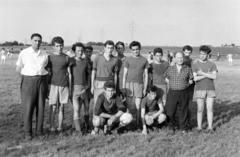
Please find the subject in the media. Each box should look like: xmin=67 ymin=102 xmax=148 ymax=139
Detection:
xmin=48 ymin=53 xmax=71 ymax=87
xmin=123 ymin=55 xmax=149 ymax=84
xmin=117 ymin=56 xmax=127 ymax=89
xmin=141 ymin=95 xmax=162 ymax=113
xmin=192 ymin=61 xmax=217 ymax=90
xmin=149 ymin=61 xmax=169 ymax=85
xmin=164 ymin=65 xmax=193 ymax=90
xmin=71 ymin=58 xmax=91 ymax=86
xmin=16 ymin=47 xmax=48 ymax=76
xmin=92 ymin=54 xmax=118 ymax=81
xmin=94 ymin=93 xmax=126 ymax=116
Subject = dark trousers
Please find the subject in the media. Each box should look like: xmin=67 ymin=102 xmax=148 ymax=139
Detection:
xmin=21 ymin=75 xmax=48 ymax=135
xmin=165 ymin=88 xmax=189 ymax=130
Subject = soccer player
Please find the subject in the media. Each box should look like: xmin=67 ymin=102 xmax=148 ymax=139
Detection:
xmin=141 ymin=85 xmax=166 ymax=134
xmin=92 ymin=81 xmax=133 ymax=135
xmin=47 ymin=36 xmax=72 ymax=134
xmin=122 ymin=41 xmax=148 ymax=126
xmin=148 ymin=47 xmax=169 ymax=106
xmin=192 ymin=45 xmax=218 ymax=133
xmin=91 ymin=40 xmax=118 ymax=107
xmin=226 ymin=52 xmax=233 ymax=66
xmin=1 ymin=48 xmax=7 ymax=65
xmin=164 ymin=51 xmax=193 ymax=133
xmin=84 ymin=45 xmax=94 ymax=120
xmin=70 ymin=42 xmax=91 ymax=135
xmin=16 ymin=33 xmax=48 ymax=140
xmin=115 ymin=41 xmax=127 ymax=95
xmin=182 ymin=45 xmax=195 ymax=125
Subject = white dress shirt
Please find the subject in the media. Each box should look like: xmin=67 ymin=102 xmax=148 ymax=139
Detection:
xmin=16 ymin=47 xmax=49 ymax=76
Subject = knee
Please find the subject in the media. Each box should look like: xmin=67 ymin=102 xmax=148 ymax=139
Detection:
xmin=59 ymin=105 xmax=64 ymax=112
xmin=120 ymin=113 xmax=133 ymax=126
xmin=158 ymin=114 xmax=166 ymax=124
xmin=207 ymin=107 xmax=213 ymax=113
xmin=197 ymin=107 xmax=204 ymax=113
xmin=92 ymin=116 xmax=104 ymax=127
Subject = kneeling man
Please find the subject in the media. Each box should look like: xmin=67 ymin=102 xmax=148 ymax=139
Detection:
xmin=141 ymin=85 xmax=166 ymax=134
xmin=92 ymin=81 xmax=133 ymax=135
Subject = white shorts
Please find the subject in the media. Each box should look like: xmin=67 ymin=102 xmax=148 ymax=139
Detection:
xmin=1 ymin=56 xmax=6 ymax=60
xmin=49 ymin=85 xmax=69 ymax=105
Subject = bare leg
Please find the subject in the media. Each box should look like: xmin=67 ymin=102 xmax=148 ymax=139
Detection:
xmin=72 ymin=98 xmax=82 ymax=131
xmin=197 ymin=99 xmax=204 ymax=129
xmin=49 ymin=105 xmax=57 ymax=130
xmin=135 ymin=97 xmax=142 ymax=125
xmin=206 ymin=97 xmax=214 ymax=129
xmin=58 ymin=104 xmax=64 ymax=131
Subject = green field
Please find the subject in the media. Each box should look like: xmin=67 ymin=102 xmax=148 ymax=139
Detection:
xmin=0 ymin=48 xmax=240 ymax=156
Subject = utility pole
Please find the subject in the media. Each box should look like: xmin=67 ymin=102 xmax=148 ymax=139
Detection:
xmin=129 ymin=21 xmax=136 ymax=41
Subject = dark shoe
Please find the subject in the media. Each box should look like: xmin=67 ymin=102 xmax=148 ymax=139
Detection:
xmin=194 ymin=128 xmax=202 ymax=134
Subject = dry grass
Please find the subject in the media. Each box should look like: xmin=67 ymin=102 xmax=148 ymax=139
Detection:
xmin=0 ymin=53 xmax=240 ymax=157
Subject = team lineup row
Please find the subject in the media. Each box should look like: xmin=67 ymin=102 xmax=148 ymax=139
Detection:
xmin=16 ymin=33 xmax=218 ymax=140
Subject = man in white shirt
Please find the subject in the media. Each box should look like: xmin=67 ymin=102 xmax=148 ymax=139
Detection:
xmin=16 ymin=33 xmax=49 ymax=140
xmin=1 ymin=48 xmax=7 ymax=65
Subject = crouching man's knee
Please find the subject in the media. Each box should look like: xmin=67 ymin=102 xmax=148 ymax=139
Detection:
xmin=92 ymin=116 xmax=105 ymax=127
xmin=158 ymin=113 xmax=166 ymax=124
xmin=120 ymin=113 xmax=133 ymax=126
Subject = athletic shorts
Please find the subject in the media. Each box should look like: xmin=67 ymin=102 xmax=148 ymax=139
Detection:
xmin=93 ymin=80 xmax=106 ymax=102
xmin=49 ymin=85 xmax=69 ymax=105
xmin=1 ymin=56 xmax=6 ymax=60
xmin=126 ymin=82 xmax=143 ymax=98
xmin=72 ymin=85 xmax=87 ymax=100
xmin=187 ymin=84 xmax=195 ymax=101
xmin=195 ymin=90 xmax=216 ymax=99
xmin=155 ymin=84 xmax=167 ymax=101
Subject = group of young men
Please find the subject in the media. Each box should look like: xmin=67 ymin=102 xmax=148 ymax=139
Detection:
xmin=16 ymin=33 xmax=218 ymax=140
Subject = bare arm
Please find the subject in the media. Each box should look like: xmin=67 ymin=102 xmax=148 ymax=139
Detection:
xmin=197 ymin=69 xmax=218 ymax=80
xmin=122 ymin=67 xmax=128 ymax=96
xmin=193 ymin=72 xmax=206 ymax=82
xmin=114 ymin=73 xmax=117 ymax=90
xmin=16 ymin=66 xmax=22 ymax=77
xmin=143 ymin=68 xmax=148 ymax=96
xmin=152 ymin=102 xmax=164 ymax=119
xmin=91 ymin=70 xmax=96 ymax=94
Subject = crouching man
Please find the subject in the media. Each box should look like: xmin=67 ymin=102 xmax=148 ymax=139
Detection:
xmin=92 ymin=81 xmax=133 ymax=136
xmin=141 ymin=85 xmax=166 ymax=135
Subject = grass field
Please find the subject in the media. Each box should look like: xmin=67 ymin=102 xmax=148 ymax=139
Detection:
xmin=0 ymin=49 xmax=240 ymax=157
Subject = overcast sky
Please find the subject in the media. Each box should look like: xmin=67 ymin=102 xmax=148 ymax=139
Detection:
xmin=0 ymin=0 xmax=239 ymax=46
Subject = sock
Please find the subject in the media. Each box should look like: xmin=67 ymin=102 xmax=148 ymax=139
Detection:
xmin=74 ymin=119 xmax=81 ymax=131
xmin=84 ymin=115 xmax=89 ymax=126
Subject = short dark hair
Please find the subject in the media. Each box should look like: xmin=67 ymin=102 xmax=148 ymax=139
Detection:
xmin=31 ymin=33 xmax=42 ymax=40
xmin=104 ymin=81 xmax=115 ymax=90
xmin=85 ymin=45 xmax=93 ymax=51
xmin=104 ymin=40 xmax=114 ymax=47
xmin=153 ymin=47 xmax=163 ymax=55
xmin=183 ymin=45 xmax=193 ymax=52
xmin=174 ymin=51 xmax=184 ymax=57
xmin=115 ymin=41 xmax=125 ymax=49
xmin=147 ymin=85 xmax=158 ymax=93
xmin=199 ymin=45 xmax=211 ymax=54
xmin=52 ymin=36 xmax=64 ymax=45
xmin=72 ymin=42 xmax=85 ymax=52
xmin=129 ymin=41 xmax=141 ymax=49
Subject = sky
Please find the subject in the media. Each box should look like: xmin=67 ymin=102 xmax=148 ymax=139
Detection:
xmin=0 ymin=0 xmax=239 ymax=46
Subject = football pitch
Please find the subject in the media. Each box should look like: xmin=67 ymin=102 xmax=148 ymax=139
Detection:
xmin=0 ymin=47 xmax=240 ymax=156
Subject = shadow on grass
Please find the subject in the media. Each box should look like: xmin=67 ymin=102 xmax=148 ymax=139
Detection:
xmin=189 ymin=100 xmax=240 ymax=129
